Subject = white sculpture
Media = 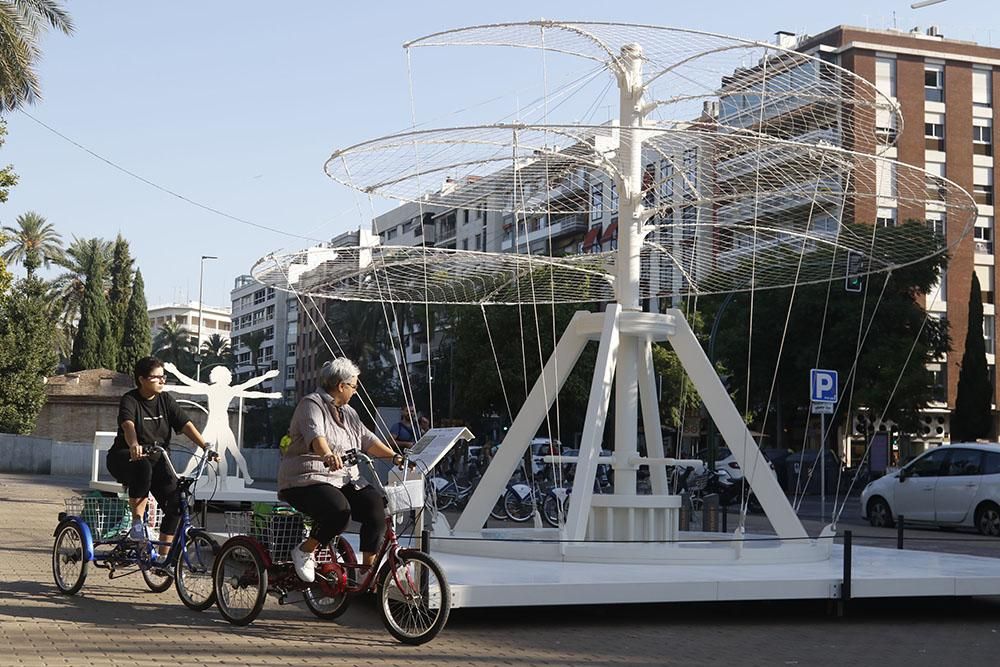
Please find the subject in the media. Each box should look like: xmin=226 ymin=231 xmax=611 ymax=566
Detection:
xmin=163 ymin=362 xmax=282 ymax=488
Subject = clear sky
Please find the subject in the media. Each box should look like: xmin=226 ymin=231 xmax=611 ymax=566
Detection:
xmin=1 ymin=0 xmax=995 ymax=308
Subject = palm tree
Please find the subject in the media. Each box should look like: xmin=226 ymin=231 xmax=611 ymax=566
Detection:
xmin=201 ymin=332 xmax=234 ymax=369
xmin=0 ymin=1 xmax=74 ymax=112
xmin=50 ymin=236 xmax=112 ymax=341
xmin=153 ymin=320 xmax=195 ymax=371
xmin=1 ymin=211 xmax=63 ymax=277
xmin=239 ymin=329 xmax=268 ymax=375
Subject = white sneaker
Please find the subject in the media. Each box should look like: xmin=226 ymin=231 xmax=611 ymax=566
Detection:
xmin=129 ymin=521 xmax=147 ymax=541
xmin=291 ymin=541 xmax=315 ymax=582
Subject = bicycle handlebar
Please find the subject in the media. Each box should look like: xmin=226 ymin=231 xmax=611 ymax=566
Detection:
xmin=143 ymin=444 xmax=217 ymax=486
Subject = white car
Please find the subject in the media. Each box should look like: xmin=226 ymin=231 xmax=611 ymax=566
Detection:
xmin=860 ymin=443 xmax=1000 ymax=536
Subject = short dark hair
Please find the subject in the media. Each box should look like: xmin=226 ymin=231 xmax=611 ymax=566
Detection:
xmin=134 ymin=356 xmax=164 ymax=385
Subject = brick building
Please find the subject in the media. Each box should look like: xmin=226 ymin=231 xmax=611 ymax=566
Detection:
xmin=793 ymin=26 xmax=1000 ymax=446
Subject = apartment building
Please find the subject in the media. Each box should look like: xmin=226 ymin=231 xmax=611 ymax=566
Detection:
xmin=230 ymin=276 xmax=290 ymax=399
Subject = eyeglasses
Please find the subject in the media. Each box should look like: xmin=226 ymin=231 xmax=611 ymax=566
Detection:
xmin=145 ymin=375 xmax=166 ymax=382
xmin=342 ymin=381 xmax=358 ymax=390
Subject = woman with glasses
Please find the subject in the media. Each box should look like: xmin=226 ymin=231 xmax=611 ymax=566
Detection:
xmin=278 ymin=357 xmax=403 ymax=582
xmin=106 ymin=356 xmax=213 ymax=557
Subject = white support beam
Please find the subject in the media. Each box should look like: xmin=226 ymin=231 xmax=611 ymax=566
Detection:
xmin=638 ymin=338 xmax=668 ymax=494
xmin=454 ymin=310 xmax=593 ymax=532
xmin=563 ymin=304 xmax=622 ymax=540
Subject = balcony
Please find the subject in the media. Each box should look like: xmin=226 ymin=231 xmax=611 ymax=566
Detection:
xmin=501 ymin=214 xmax=588 ymax=252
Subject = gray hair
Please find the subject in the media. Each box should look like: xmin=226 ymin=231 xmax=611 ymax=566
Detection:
xmin=318 ymin=357 xmax=361 ymax=391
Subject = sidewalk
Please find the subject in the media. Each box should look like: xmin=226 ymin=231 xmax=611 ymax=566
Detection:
xmin=3 ymin=472 xmax=1000 ymax=666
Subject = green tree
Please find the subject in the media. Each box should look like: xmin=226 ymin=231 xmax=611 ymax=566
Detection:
xmin=708 ymin=221 xmax=949 ymax=445
xmin=0 ymin=276 xmax=59 ymax=433
xmin=51 ymin=236 xmax=112 ymax=349
xmin=119 ymin=268 xmax=151 ymax=374
xmin=153 ymin=319 xmax=195 ymax=374
xmin=239 ymin=329 xmax=268 ymax=374
xmin=447 ymin=303 xmax=598 ymax=440
xmin=106 ymin=235 xmax=133 ymax=369
xmin=69 ymin=252 xmax=111 ymax=371
xmin=200 ymin=332 xmax=233 ymax=370
xmin=953 ymin=272 xmax=993 ymax=442
xmin=0 ymin=122 xmax=18 ymax=203
xmin=0 ymin=0 xmax=73 ymax=112
xmin=1 ymin=211 xmax=63 ymax=277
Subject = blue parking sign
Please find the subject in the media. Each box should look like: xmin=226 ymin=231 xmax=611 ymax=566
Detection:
xmin=810 ymin=369 xmax=838 ymax=403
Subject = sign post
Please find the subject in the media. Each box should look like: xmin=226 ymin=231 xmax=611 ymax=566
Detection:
xmin=810 ymin=369 xmax=839 ymax=522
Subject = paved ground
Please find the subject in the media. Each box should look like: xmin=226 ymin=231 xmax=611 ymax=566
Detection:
xmin=2 ymin=472 xmax=1000 ymax=666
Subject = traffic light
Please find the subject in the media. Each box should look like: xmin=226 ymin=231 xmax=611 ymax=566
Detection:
xmin=845 ymin=250 xmax=863 ymax=293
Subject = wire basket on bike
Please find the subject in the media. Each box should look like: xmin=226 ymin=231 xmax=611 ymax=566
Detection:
xmin=64 ymin=494 xmax=163 ymax=540
xmin=225 ymin=506 xmax=347 ymax=564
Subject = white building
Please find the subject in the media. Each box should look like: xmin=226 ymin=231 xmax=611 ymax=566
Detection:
xmin=148 ymin=302 xmax=231 ymax=349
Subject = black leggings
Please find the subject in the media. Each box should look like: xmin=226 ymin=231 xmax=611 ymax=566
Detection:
xmin=280 ymin=483 xmax=386 ymax=552
xmin=106 ymin=447 xmax=181 ymax=535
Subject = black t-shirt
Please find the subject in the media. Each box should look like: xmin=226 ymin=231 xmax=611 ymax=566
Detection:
xmin=111 ymin=389 xmax=190 ymax=451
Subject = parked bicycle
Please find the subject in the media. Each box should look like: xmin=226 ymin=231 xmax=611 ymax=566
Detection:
xmin=212 ymin=451 xmax=451 ymax=645
xmin=52 ymin=445 xmax=220 ymax=611
xmin=425 ymin=460 xmax=506 ymax=521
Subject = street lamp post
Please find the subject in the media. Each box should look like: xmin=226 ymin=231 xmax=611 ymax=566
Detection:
xmin=196 ymin=255 xmax=218 ymax=382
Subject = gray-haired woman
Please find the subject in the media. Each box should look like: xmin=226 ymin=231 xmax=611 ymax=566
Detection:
xmin=277 ymin=358 xmax=403 ymax=582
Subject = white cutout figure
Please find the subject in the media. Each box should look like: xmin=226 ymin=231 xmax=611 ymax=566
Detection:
xmin=163 ymin=362 xmax=282 ymax=487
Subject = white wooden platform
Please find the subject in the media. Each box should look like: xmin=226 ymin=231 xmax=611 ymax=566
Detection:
xmin=428 ymin=543 xmax=1000 ymax=609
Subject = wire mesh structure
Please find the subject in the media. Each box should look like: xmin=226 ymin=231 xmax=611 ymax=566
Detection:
xmin=248 ymin=21 xmax=975 ymax=305
xmin=257 ymin=125 xmax=974 ymax=303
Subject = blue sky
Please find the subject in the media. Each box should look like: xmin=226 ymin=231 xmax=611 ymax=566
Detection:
xmin=1 ymin=0 xmax=995 ymax=308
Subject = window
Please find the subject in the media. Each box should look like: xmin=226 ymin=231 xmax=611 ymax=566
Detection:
xmin=973 ymin=68 xmax=992 ymax=107
xmin=876 ymin=207 xmax=897 ymax=228
xmin=984 ymin=451 xmax=1000 ymax=475
xmin=924 ymin=113 xmax=945 ymax=151
xmin=925 ymin=161 xmax=946 ymax=202
xmin=976 ymin=264 xmax=994 ymax=304
xmin=944 ymin=449 xmax=983 ymax=476
xmin=660 ymin=160 xmax=673 ymax=201
xmin=926 ymin=211 xmax=946 ymax=238
xmin=237 ymin=351 xmax=251 ymax=364
xmin=642 ymin=163 xmax=656 ymax=207
xmin=927 ymin=366 xmax=947 ymax=403
xmin=924 ymin=65 xmax=944 ymax=103
xmin=875 ymin=57 xmax=896 ymax=98
xmin=462 ymin=238 xmax=469 ymax=250
xmin=985 ymin=314 xmax=996 ymax=351
xmin=462 ymin=209 xmax=469 ymax=225
xmin=876 ymin=160 xmax=896 ymax=199
xmin=905 ymin=448 xmax=948 ymax=477
xmin=286 ymin=365 xmax=296 ymax=380
xmin=683 ymin=148 xmax=697 ymax=195
xmin=975 ymin=216 xmax=994 ymax=255
xmin=610 ymin=182 xmax=619 ymax=214
xmin=253 ymin=289 xmax=266 ymax=305
xmin=385 ymin=228 xmax=397 ymax=241
xmin=974 ymin=166 xmax=994 ymax=206
xmin=287 ymin=342 xmax=296 ymax=358
xmin=591 ymin=184 xmax=603 ymax=220
xmin=974 ymin=118 xmax=993 ymax=156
